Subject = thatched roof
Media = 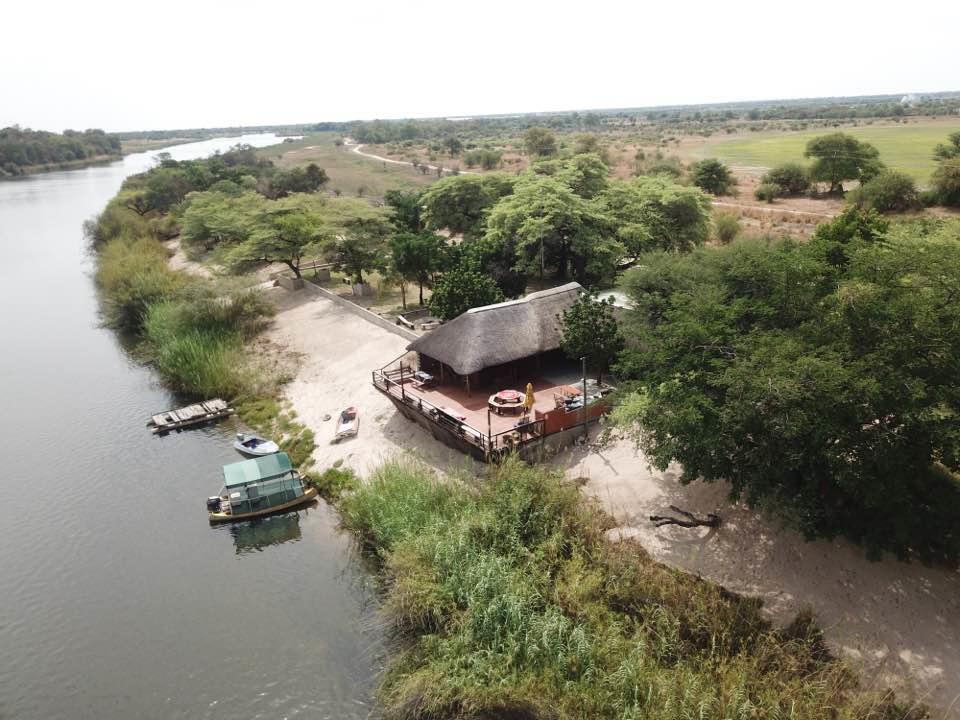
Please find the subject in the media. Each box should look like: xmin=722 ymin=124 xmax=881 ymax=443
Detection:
xmin=408 ymin=282 xmax=583 ymax=375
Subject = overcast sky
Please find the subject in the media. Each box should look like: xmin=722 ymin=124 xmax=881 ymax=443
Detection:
xmin=3 ymin=0 xmax=957 ymax=132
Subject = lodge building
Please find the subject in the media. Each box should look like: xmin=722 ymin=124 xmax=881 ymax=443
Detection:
xmin=372 ymin=282 xmax=615 ymax=461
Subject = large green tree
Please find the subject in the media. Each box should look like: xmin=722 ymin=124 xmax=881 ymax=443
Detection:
xmin=484 ymin=175 xmax=621 ymax=284
xmin=429 ymin=268 xmax=504 ymax=321
xmin=690 ymin=158 xmax=736 ymax=195
xmin=597 ymin=177 xmax=712 ymax=256
xmin=321 ymin=198 xmax=393 ymax=284
xmin=384 ymin=189 xmax=424 ymax=233
xmin=389 ymin=232 xmax=446 ymax=306
xmin=804 ymin=133 xmax=883 ymax=194
xmin=523 ymin=127 xmax=557 ymax=157
xmin=615 ymin=211 xmax=960 ymax=564
xmin=932 ymin=157 xmax=960 ymax=207
xmin=420 ymin=173 xmax=516 ymax=238
xmin=560 ymin=292 xmax=624 ymax=382
xmin=226 ymin=204 xmax=326 ymax=278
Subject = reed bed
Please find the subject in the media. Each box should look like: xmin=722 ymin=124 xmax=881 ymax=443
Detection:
xmin=338 ymin=458 xmax=921 ymax=720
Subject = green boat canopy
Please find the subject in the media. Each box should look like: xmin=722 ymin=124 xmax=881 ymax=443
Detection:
xmin=222 ymin=452 xmax=293 ymax=488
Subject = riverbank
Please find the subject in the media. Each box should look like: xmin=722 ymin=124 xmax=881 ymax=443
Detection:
xmin=0 ymin=153 xmax=121 ymax=177
xmin=265 ymin=281 xmax=958 ymax=717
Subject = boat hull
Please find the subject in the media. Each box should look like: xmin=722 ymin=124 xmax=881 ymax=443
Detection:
xmin=233 ymin=440 xmax=280 ymax=456
xmin=208 ymin=486 xmax=318 ymax=524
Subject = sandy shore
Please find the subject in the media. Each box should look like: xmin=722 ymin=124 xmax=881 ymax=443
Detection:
xmin=267 ymin=288 xmax=480 ymax=476
xmin=268 ymin=286 xmax=960 ymax=717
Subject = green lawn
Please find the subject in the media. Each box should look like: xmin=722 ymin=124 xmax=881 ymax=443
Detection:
xmin=257 ymin=132 xmax=437 ymax=199
xmin=701 ymin=120 xmax=960 ymax=184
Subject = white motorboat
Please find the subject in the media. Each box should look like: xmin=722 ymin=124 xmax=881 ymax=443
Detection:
xmin=234 ymin=433 xmax=280 ymax=457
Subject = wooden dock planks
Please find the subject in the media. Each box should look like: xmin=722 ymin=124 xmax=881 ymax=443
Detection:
xmin=147 ymin=398 xmax=233 ymax=434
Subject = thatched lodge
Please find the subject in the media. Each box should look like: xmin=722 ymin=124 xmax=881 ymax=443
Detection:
xmin=372 ymin=282 xmax=616 ymax=461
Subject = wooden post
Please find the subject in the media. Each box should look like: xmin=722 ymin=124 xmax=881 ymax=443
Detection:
xmin=400 ymin=363 xmax=406 ymax=401
xmin=487 ymin=407 xmax=493 ymax=453
xmin=466 ymin=374 xmax=471 ymax=397
xmin=581 ymin=356 xmax=588 ymax=441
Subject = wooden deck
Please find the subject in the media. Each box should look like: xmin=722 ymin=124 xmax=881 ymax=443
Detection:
xmin=147 ymin=398 xmax=234 ymax=434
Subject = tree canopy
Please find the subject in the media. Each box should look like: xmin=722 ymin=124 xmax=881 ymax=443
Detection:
xmin=560 ymin=292 xmax=624 ymax=382
xmin=320 ymin=198 xmax=393 ymax=284
xmin=420 ymin=173 xmax=516 ymax=238
xmin=615 ymin=211 xmax=960 ymax=564
xmin=598 ymin=177 xmax=712 ymax=256
xmin=225 ymin=202 xmax=326 ymax=278
xmin=389 ymin=232 xmax=446 ymax=306
xmin=804 ymin=133 xmax=883 ymax=194
xmin=484 ymin=175 xmax=621 ymax=285
xmin=429 ymin=268 xmax=504 ymax=321
xmin=523 ymin=127 xmax=558 ymax=157
xmin=690 ymin=158 xmax=736 ymax=195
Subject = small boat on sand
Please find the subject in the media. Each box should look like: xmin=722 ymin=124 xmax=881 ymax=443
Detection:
xmin=333 ymin=406 xmax=359 ymax=442
xmin=207 ymin=452 xmax=317 ymax=524
xmin=234 ymin=432 xmax=279 ymax=457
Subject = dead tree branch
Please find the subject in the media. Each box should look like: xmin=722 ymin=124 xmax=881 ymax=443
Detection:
xmin=649 ymin=505 xmax=721 ymax=529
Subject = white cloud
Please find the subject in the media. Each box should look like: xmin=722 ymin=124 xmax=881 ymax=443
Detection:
xmin=2 ymin=0 xmax=957 ymax=131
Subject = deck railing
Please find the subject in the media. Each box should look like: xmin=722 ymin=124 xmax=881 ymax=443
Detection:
xmin=372 ymin=369 xmax=544 ymax=456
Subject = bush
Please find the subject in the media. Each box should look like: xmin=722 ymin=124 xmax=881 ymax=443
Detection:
xmin=311 ymin=466 xmax=357 ymax=501
xmin=761 ymin=162 xmax=810 ymax=196
xmin=754 ymin=182 xmax=781 ymax=202
xmin=713 ymin=212 xmax=741 ymax=243
xmin=847 ymin=170 xmax=921 ymax=212
xmin=95 ymin=236 xmax=186 ymax=332
xmin=337 ymin=457 xmax=918 ymax=720
xmin=931 ymin=157 xmax=960 ymax=207
xmin=690 ymin=158 xmax=736 ymax=195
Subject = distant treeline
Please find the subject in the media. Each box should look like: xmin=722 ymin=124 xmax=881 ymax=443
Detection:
xmin=0 ymin=127 xmax=121 ymax=176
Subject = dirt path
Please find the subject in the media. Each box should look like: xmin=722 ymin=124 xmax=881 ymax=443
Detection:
xmin=344 ymin=138 xmax=477 ymax=176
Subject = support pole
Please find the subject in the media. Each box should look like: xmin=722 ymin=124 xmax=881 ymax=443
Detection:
xmin=400 ymin=363 xmax=406 ymax=401
xmin=581 ymin=356 xmax=588 ymax=441
xmin=487 ymin=407 xmax=493 ymax=453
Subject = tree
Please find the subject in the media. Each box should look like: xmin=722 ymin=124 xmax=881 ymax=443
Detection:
xmin=443 ymin=136 xmax=463 ymax=156
xmin=597 ymin=177 xmax=711 ymax=256
xmin=713 ymin=213 xmax=741 ymax=244
xmin=804 ymin=133 xmax=883 ymax=194
xmin=690 ymin=158 xmax=736 ymax=195
xmin=559 ymin=292 xmax=624 ymax=382
xmin=933 ymin=130 xmax=960 ymax=161
xmin=847 ymin=170 xmax=920 ymax=213
xmin=226 ymin=205 xmax=325 ymax=278
xmin=144 ymin=166 xmax=194 ymax=212
xmin=484 ymin=175 xmax=621 ymax=285
xmin=932 ymin=157 xmax=960 ymax=207
xmin=384 ymin=190 xmax=424 ymax=233
xmin=615 ymin=214 xmax=960 ymax=564
xmin=524 ymin=127 xmax=557 ymax=157
xmin=121 ymin=189 xmax=152 ymax=216
xmin=420 ymin=173 xmax=516 ymax=238
xmin=429 ymin=268 xmax=504 ymax=321
xmin=389 ymin=232 xmax=446 ymax=306
xmin=321 ymin=199 xmax=393 ymax=284
xmin=760 ymin=162 xmax=810 ymax=196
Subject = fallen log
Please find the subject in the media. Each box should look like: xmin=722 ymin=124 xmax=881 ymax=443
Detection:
xmin=649 ymin=505 xmax=720 ymax=529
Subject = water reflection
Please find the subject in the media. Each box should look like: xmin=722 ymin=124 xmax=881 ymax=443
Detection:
xmin=230 ymin=509 xmax=309 ymax=554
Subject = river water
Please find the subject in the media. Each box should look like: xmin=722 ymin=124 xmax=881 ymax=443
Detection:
xmin=0 ymin=136 xmax=383 ymax=719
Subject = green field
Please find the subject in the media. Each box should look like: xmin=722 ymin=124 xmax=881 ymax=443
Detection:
xmin=702 ymin=120 xmax=960 ymax=184
xmin=258 ymin=132 xmax=437 ymax=199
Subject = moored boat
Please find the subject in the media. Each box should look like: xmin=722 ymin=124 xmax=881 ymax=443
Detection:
xmin=333 ymin=406 xmax=359 ymax=441
xmin=233 ymin=432 xmax=279 ymax=457
xmin=207 ymin=452 xmax=317 ymax=524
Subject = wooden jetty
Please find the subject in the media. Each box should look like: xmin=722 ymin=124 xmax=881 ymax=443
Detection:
xmin=147 ymin=399 xmax=234 ymax=434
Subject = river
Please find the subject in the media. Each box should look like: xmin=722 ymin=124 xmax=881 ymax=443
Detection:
xmin=0 ymin=135 xmax=384 ymax=719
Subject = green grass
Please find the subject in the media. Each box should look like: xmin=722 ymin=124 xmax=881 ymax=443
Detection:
xmin=337 ymin=457 xmax=920 ymax=720
xmin=700 ymin=120 xmax=960 ymax=184
xmin=258 ymin=132 xmax=438 ymax=199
